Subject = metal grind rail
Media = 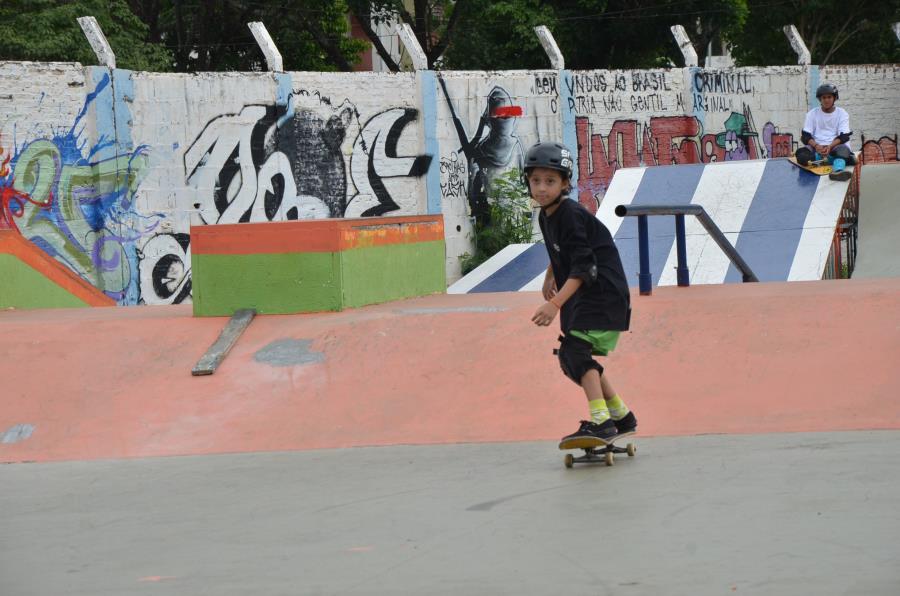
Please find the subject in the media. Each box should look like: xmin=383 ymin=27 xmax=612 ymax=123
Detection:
xmin=614 ymin=204 xmax=758 ymax=295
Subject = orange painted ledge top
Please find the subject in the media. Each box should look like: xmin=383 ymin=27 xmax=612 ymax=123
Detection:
xmin=191 ymin=215 xmax=445 ymax=255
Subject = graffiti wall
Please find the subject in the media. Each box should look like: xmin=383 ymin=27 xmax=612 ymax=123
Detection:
xmin=0 ymin=61 xmax=897 ymax=301
xmin=434 ymin=71 xmax=562 ymax=271
xmin=125 ymin=70 xmax=434 ymax=304
xmin=561 ymin=67 xmax=812 ymax=211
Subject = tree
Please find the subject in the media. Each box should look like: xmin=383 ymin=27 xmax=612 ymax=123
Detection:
xmin=127 ymin=0 xmax=367 ymax=72
xmin=347 ymin=0 xmax=467 ymax=70
xmin=0 ymin=1 xmax=367 ymax=73
xmin=438 ymin=0 xmax=750 ymax=71
xmin=439 ymin=0 xmax=557 ymax=70
xmin=728 ymin=0 xmax=900 ymax=66
xmin=0 ymin=0 xmax=172 ymax=71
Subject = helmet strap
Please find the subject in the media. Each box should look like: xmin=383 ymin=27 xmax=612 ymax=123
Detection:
xmin=540 ymin=192 xmax=565 ymax=212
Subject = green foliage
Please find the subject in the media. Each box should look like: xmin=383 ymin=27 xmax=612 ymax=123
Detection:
xmin=1 ymin=0 xmax=895 ymax=74
xmin=348 ymin=0 xmax=461 ymax=69
xmin=728 ymin=0 xmax=900 ymax=66
xmin=0 ymin=0 xmax=172 ymax=71
xmin=459 ymin=169 xmax=534 ymax=275
xmin=146 ymin=0 xmax=367 ymax=72
xmin=440 ymin=0 xmax=556 ymax=70
xmin=0 ymin=0 xmax=367 ymax=73
xmin=442 ymin=0 xmax=751 ymax=70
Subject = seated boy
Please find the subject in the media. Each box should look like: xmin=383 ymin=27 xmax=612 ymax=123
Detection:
xmin=796 ymin=83 xmax=856 ymax=182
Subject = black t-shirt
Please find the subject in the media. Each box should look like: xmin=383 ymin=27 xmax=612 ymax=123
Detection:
xmin=538 ymin=197 xmax=631 ymax=333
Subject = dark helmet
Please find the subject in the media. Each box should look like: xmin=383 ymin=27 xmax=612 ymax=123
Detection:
xmin=524 ymin=142 xmax=573 ymax=179
xmin=816 ymin=83 xmax=839 ymax=100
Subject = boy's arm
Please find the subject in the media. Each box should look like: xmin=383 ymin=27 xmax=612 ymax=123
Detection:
xmin=827 ymin=110 xmax=852 ymax=151
xmin=542 ymin=266 xmax=557 ymax=301
xmin=549 ymin=277 xmax=583 ymax=308
xmin=801 ymin=111 xmax=829 ymax=155
xmin=533 ymin=276 xmax=582 ymax=327
xmin=801 ymin=111 xmax=816 ymax=148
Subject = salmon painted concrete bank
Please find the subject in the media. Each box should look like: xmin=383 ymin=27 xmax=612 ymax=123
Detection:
xmin=2 ymin=278 xmax=899 ymax=463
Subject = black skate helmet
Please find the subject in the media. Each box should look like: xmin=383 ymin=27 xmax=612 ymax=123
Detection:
xmin=524 ymin=142 xmax=573 ymax=179
xmin=815 ymin=83 xmax=839 ymax=100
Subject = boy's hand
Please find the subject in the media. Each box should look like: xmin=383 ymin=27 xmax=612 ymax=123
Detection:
xmin=542 ymin=278 xmax=557 ymax=301
xmin=531 ymin=301 xmax=559 ymax=326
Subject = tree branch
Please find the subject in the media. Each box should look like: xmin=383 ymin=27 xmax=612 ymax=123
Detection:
xmin=349 ymin=7 xmax=400 ymax=71
xmin=428 ymin=0 xmax=466 ymax=64
xmin=822 ymin=19 xmax=868 ymax=65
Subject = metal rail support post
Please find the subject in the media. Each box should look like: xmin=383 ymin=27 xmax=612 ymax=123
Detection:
xmin=675 ymin=214 xmax=689 ymax=286
xmin=637 ymin=215 xmax=652 ymax=295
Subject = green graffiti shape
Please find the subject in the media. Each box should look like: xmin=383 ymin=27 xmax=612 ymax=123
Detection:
xmin=12 ymin=140 xmax=149 ymax=294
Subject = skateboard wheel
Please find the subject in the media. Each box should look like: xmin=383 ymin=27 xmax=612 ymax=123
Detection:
xmin=626 ymin=443 xmax=636 ymax=457
xmin=564 ymin=454 xmax=574 ymax=468
xmin=604 ymin=451 xmax=614 ymax=466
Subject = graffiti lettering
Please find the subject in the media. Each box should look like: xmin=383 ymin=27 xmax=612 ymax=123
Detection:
xmin=576 ymin=108 xmax=791 ymax=212
xmin=139 ymin=233 xmax=191 ymax=305
xmin=692 ymin=72 xmax=753 ymax=94
xmin=440 ymin=152 xmax=467 ymax=199
xmin=630 ymin=94 xmax=668 ymax=112
xmin=693 ymin=94 xmax=734 ymax=113
xmin=568 ymin=93 xmax=624 ymax=115
xmin=569 ymin=73 xmax=608 ymax=95
xmin=534 ymin=75 xmax=558 ymax=96
xmin=186 ymin=97 xmax=432 ymax=223
xmin=632 ymin=71 xmax=672 ymax=92
xmin=347 ymin=107 xmax=433 ymax=217
xmin=185 ymin=104 xmax=331 ymax=224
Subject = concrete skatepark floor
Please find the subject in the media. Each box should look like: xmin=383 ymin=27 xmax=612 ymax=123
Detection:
xmin=3 ymin=431 xmax=899 ymax=596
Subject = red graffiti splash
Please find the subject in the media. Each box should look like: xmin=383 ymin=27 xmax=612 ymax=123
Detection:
xmin=0 ymin=183 xmax=51 ymax=232
xmin=491 ymin=105 xmax=523 ymax=118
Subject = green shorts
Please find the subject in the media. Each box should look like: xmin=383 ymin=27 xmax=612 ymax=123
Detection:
xmin=569 ymin=330 xmax=620 ymax=356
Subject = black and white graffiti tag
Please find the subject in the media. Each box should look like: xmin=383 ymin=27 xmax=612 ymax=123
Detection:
xmin=346 ymin=107 xmax=433 ymax=217
xmin=184 ymin=103 xmax=332 ymax=223
xmin=184 ymin=97 xmax=432 ymax=223
xmin=138 ymin=233 xmax=192 ymax=305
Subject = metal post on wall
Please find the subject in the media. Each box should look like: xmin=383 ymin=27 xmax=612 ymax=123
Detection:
xmin=637 ymin=215 xmax=652 ymax=295
xmin=77 ymin=16 xmax=116 ymax=69
xmin=783 ymin=25 xmax=811 ymax=65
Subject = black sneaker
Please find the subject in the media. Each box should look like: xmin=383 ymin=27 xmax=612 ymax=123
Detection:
xmin=613 ymin=411 xmax=637 ymax=434
xmin=829 ymin=170 xmax=851 ymax=182
xmin=558 ymin=419 xmax=618 ymax=449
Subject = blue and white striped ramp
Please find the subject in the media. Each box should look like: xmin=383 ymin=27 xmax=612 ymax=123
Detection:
xmin=448 ymin=158 xmax=851 ymax=294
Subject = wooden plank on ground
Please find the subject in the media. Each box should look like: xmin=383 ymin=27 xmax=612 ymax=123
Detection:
xmin=191 ymin=309 xmax=256 ymax=376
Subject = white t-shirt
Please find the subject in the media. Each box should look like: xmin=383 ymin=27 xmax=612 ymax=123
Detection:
xmin=803 ymin=106 xmax=851 ymax=150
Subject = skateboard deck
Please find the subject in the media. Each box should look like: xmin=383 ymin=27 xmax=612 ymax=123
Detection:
xmin=559 ymin=431 xmax=636 ymax=468
xmin=788 ymin=156 xmax=832 ymax=176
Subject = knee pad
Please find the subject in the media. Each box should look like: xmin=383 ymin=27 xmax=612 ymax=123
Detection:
xmin=553 ymin=334 xmax=603 ymax=386
xmin=796 ymin=147 xmax=814 ymax=166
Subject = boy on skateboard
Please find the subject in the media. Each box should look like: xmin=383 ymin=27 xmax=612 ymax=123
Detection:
xmin=526 ymin=141 xmax=637 ymax=448
xmin=796 ymin=83 xmax=856 ymax=181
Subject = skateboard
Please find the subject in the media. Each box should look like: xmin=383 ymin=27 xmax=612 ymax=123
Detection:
xmin=559 ymin=431 xmax=637 ymax=468
xmin=787 ymin=156 xmax=832 ymax=176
